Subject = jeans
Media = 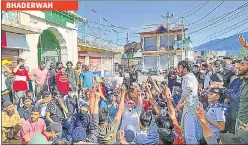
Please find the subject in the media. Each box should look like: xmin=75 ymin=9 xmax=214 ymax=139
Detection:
xmin=183 ymin=111 xmax=202 ymax=144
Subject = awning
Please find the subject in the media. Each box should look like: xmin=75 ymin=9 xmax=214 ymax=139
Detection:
xmin=1 ymin=31 xmax=30 ymax=50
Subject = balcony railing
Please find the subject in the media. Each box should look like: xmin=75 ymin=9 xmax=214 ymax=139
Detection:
xmin=173 ymin=40 xmax=183 ymax=50
xmin=143 ymin=46 xmax=157 ymax=51
xmin=2 ymin=11 xmax=20 ymax=24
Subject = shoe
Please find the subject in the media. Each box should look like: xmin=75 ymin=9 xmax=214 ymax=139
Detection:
xmin=3 ymin=139 xmax=10 ymax=143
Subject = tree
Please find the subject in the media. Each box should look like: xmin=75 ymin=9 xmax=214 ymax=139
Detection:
xmin=231 ymin=47 xmax=248 ymax=59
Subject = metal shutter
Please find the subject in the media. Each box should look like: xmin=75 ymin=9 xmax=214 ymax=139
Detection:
xmin=2 ymin=48 xmax=19 ymax=70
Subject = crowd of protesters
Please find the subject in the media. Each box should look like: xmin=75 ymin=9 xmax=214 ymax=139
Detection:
xmin=1 ymin=55 xmax=248 ymax=144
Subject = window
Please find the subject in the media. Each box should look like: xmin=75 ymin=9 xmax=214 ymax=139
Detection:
xmin=144 ymin=37 xmax=157 ymax=51
xmin=177 ymin=34 xmax=182 ymax=41
xmin=160 ymin=36 xmax=174 ymax=49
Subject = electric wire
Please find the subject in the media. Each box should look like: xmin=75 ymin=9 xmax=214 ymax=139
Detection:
xmin=189 ymin=8 xmax=248 ymax=36
xmin=188 ymin=2 xmax=248 ymax=34
xmin=189 ymin=2 xmax=248 ymax=29
xmin=171 ymin=1 xmax=210 ymax=24
xmin=187 ymin=1 xmax=225 ymax=26
xmin=194 ymin=17 xmax=248 ymax=43
xmin=195 ymin=27 xmax=248 ymax=49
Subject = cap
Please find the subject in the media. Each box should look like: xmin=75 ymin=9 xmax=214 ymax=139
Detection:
xmin=2 ymin=60 xmax=12 ymax=65
xmin=48 ymin=122 xmax=62 ymax=133
xmin=210 ymin=73 xmax=223 ymax=82
xmin=3 ymin=101 xmax=12 ymax=108
xmin=124 ymin=125 xmax=136 ymax=143
xmin=219 ymin=132 xmax=248 ymax=144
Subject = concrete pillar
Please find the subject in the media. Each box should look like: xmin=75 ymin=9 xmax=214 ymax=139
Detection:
xmin=24 ymin=33 xmax=40 ymax=69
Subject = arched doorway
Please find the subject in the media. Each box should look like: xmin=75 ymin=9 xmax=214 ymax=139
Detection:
xmin=37 ymin=27 xmax=66 ymax=68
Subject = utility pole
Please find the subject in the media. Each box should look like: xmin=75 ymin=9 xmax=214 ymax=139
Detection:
xmin=161 ymin=12 xmax=174 ymax=69
xmin=181 ymin=17 xmax=184 ymax=50
xmin=127 ymin=33 xmax=130 ymax=69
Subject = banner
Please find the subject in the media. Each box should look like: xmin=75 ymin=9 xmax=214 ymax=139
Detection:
xmin=1 ymin=0 xmax=78 ymax=10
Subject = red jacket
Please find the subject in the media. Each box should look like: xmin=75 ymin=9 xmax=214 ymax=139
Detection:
xmin=55 ymin=71 xmax=69 ymax=95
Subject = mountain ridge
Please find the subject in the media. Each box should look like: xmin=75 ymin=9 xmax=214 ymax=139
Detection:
xmin=194 ymin=32 xmax=248 ymax=54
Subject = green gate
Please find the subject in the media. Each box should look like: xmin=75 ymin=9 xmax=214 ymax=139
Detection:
xmin=38 ymin=29 xmax=61 ymax=68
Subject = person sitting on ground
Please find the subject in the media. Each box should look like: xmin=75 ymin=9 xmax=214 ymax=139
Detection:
xmin=98 ymin=86 xmax=125 ymax=144
xmin=28 ymin=122 xmax=63 ymax=144
xmin=20 ymin=106 xmax=46 ymax=145
xmin=158 ymin=87 xmax=184 ymax=145
xmin=25 ymin=90 xmax=36 ymax=106
xmin=66 ymin=100 xmax=90 ymax=142
xmin=64 ymin=87 xmax=78 ymax=121
xmin=135 ymin=110 xmax=159 ymax=145
xmin=120 ymin=88 xmax=142 ymax=132
xmin=2 ymin=101 xmax=22 ymax=143
xmin=18 ymin=97 xmax=33 ymax=121
xmin=35 ymin=91 xmax=52 ymax=118
xmin=117 ymin=125 xmax=137 ymax=144
xmin=46 ymin=91 xmax=68 ymax=126
xmin=71 ymin=88 xmax=101 ymax=144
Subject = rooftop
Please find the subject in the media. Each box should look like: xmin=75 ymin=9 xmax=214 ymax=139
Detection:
xmin=138 ymin=23 xmax=187 ymax=34
xmin=77 ymin=37 xmax=122 ymax=53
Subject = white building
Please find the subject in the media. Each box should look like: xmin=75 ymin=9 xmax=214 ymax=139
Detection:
xmin=1 ymin=11 xmax=86 ymax=69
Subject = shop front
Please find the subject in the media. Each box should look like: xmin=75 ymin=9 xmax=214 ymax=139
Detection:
xmin=77 ymin=44 xmax=116 ymax=77
xmin=102 ymin=55 xmax=113 ymax=77
xmin=1 ymin=31 xmax=30 ymax=69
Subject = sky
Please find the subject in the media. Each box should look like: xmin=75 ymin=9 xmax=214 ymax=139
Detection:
xmin=77 ymin=1 xmax=248 ymax=47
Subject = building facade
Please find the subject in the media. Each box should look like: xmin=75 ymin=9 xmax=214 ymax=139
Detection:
xmin=77 ymin=38 xmax=122 ymax=77
xmin=1 ymin=11 xmax=85 ymax=69
xmin=140 ymin=25 xmax=188 ymax=71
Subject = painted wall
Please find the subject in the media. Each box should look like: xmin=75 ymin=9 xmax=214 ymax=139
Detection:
xmin=18 ymin=11 xmax=78 ymax=69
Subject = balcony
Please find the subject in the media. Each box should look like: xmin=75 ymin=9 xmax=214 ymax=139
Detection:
xmin=2 ymin=11 xmax=42 ymax=34
xmin=173 ymin=40 xmax=183 ymax=50
xmin=142 ymin=46 xmax=157 ymax=51
xmin=2 ymin=11 xmax=20 ymax=24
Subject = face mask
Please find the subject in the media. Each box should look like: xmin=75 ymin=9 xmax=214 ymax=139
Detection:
xmin=214 ymin=67 xmax=220 ymax=73
xmin=193 ymin=67 xmax=198 ymax=73
xmin=79 ymin=110 xmax=88 ymax=119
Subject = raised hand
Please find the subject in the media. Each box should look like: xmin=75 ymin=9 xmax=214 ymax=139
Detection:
xmin=163 ymin=87 xmax=171 ymax=99
xmin=195 ymin=103 xmax=205 ymax=121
